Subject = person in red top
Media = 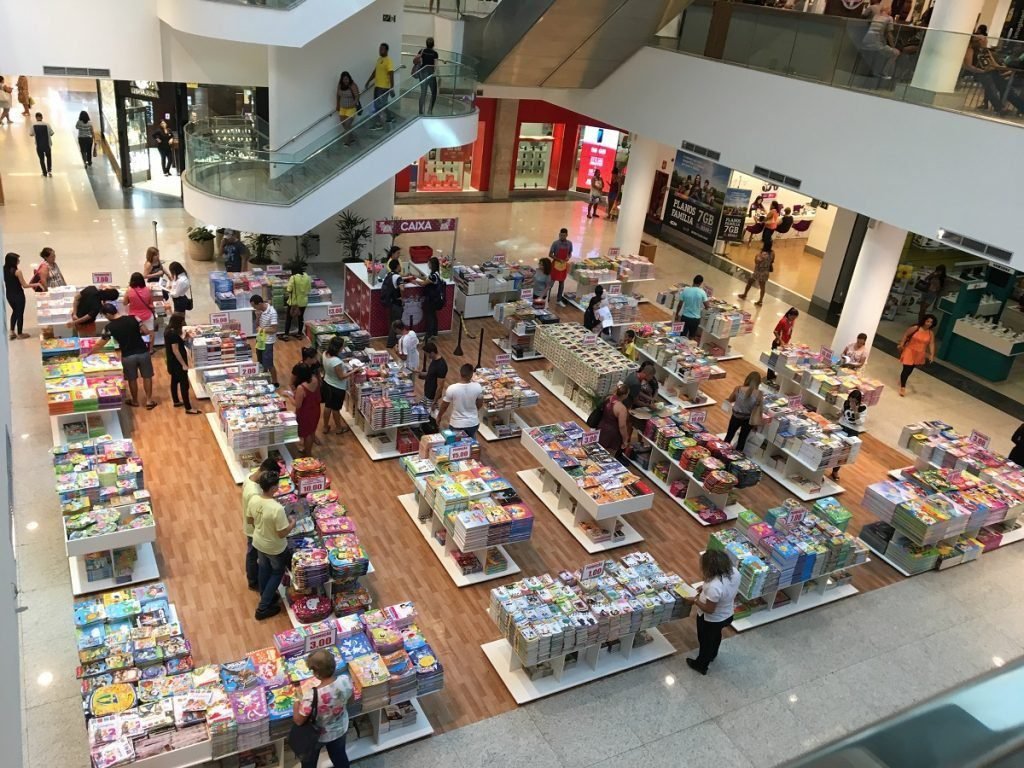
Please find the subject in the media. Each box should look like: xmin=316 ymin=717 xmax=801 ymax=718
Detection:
xmin=549 ymin=228 xmax=573 ymax=306
xmin=766 ymin=307 xmax=798 ymax=383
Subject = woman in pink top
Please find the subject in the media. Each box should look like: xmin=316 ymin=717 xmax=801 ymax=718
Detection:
xmin=125 ymin=272 xmax=157 ymax=352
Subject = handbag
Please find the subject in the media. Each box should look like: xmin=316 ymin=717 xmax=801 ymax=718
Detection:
xmin=914 ymin=277 xmax=931 ymax=293
xmin=585 ymin=398 xmax=606 ymax=429
xmin=288 ymin=686 xmax=320 ymax=760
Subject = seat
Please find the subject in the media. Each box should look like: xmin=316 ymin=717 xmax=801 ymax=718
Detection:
xmin=792 ymin=219 xmax=813 ymax=234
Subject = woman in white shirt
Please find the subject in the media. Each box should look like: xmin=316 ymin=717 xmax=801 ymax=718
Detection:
xmin=840 ymin=333 xmax=869 ymax=369
xmin=684 ymin=550 xmax=740 ymax=676
xmin=168 ymin=261 xmax=191 ymax=315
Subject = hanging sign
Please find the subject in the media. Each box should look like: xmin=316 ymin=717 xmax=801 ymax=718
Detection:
xmin=327 ymin=305 xmax=346 ymax=318
xmin=209 ymin=312 xmax=229 ymax=326
xmin=719 ymin=188 xmax=753 ymax=243
xmin=91 ymin=272 xmax=113 ymax=285
xmin=375 ymin=218 xmax=457 ymax=235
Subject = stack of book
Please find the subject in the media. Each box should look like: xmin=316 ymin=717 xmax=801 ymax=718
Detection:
xmin=534 ymin=323 xmax=638 ymax=398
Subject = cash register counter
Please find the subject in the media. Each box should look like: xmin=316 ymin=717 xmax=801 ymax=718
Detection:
xmin=345 ymin=263 xmax=454 ymax=339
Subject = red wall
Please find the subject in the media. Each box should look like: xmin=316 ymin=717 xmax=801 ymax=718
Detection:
xmin=470 ymin=97 xmax=497 ymax=192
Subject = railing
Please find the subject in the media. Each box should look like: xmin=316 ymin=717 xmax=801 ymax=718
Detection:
xmin=662 ymin=1 xmax=1024 ymax=127
xmin=185 ymin=56 xmax=478 ymax=206
xmin=404 ymin=0 xmax=503 ymax=18
xmin=199 ymin=0 xmax=306 ymax=9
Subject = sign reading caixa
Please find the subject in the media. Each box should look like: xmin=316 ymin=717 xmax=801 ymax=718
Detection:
xmin=375 ymin=218 xmax=457 ymax=235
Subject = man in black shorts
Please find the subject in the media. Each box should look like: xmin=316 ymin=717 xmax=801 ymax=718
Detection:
xmin=101 ymin=303 xmax=158 ymax=409
xmin=417 ymin=341 xmax=448 ymax=413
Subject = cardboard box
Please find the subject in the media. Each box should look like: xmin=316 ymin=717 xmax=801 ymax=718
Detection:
xmin=639 ymin=240 xmax=657 ymax=262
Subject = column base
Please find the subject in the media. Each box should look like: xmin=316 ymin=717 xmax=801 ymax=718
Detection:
xmin=903 ymin=85 xmax=970 ymax=110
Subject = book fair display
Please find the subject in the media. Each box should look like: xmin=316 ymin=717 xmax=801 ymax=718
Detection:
xmin=492 ymin=298 xmax=559 ymax=362
xmin=43 ymin=336 xmax=125 ymax=417
xmin=762 ymin=344 xmax=885 ymax=415
xmin=698 ymin=299 xmax=753 ymax=361
xmin=342 ymin=362 xmax=431 ymax=461
xmin=472 ymin=364 xmax=541 ymax=442
xmin=450 ymin=259 xmax=535 ymax=319
xmin=564 ymin=253 xmax=656 ymax=311
xmin=632 ymin=321 xmax=726 ymax=409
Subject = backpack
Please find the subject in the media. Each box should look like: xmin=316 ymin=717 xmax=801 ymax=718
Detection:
xmin=380 ymin=272 xmax=399 ymax=307
xmin=585 ymin=397 xmax=606 ymax=429
xmin=583 ymin=306 xmax=597 ymax=332
xmin=426 ymin=274 xmax=445 ymax=310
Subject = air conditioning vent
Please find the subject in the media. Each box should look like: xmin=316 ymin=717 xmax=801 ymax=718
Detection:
xmin=681 ymin=140 xmax=721 ymax=162
xmin=752 ymin=165 xmax=802 ymax=190
xmin=937 ymin=229 xmax=1013 ymax=262
xmin=43 ymin=66 xmax=111 ymax=78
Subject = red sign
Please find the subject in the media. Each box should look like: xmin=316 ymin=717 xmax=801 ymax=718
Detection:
xmin=375 ymin=218 xmax=457 ymax=235
xmin=368 ymin=351 xmax=390 ymax=366
xmin=450 ymin=445 xmax=472 ymax=461
xmin=671 ymin=323 xmax=685 ymax=334
xmin=91 ymin=272 xmax=113 ymax=285
xmin=327 ymin=305 xmax=346 ymax=318
xmin=209 ymin=312 xmax=229 ymax=326
xmin=576 ymin=142 xmax=615 ymax=189
xmin=239 ymin=363 xmax=259 ymax=377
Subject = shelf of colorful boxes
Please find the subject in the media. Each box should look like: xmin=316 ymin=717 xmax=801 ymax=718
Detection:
xmin=398 ymin=443 xmax=532 ymax=586
xmin=761 ymin=344 xmax=885 ymax=416
xmin=697 ymin=299 xmax=753 ymax=361
xmin=451 ymin=259 xmax=535 ymax=319
xmin=42 ymin=336 xmax=125 ymax=437
xmin=564 ymin=254 xmax=656 ymax=312
xmin=208 ymin=269 xmax=334 ymax=336
xmin=55 ymin=436 xmax=160 ymax=596
xmin=206 ymin=373 xmax=298 ymax=484
xmin=858 ymin=421 xmax=1024 ymax=576
xmin=342 ymin=360 xmax=430 ymax=461
xmin=532 ymin=323 xmax=638 ymax=420
xmin=184 ymin=321 xmax=254 ymax=400
xmin=632 ymin=321 xmax=725 ymax=409
xmin=491 ymin=297 xmax=560 ymax=362
xmin=627 ymin=410 xmax=761 ymax=526
xmin=709 ymin=497 xmax=869 ymax=631
xmin=271 ymin=602 xmax=444 ymax=761
xmin=472 ymin=364 xmax=540 ymax=442
xmin=742 ymin=392 xmax=862 ymax=502
xmin=304 ymin=319 xmax=369 ymax=351
xmin=480 ymin=551 xmax=695 ymax=703
xmin=517 ymin=422 xmax=654 ymax=553
xmin=277 ymin=458 xmax=374 ymax=624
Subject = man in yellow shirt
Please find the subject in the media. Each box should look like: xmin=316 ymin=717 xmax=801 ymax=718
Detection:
xmin=242 ymin=457 xmax=280 ymax=590
xmin=365 ymin=42 xmax=395 ymax=130
xmin=281 ymin=264 xmax=313 ymax=340
xmin=250 ymin=471 xmax=295 ymax=620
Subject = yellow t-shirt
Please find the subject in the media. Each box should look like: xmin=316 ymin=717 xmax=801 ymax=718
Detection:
xmin=241 ymin=478 xmax=261 ymax=537
xmin=374 ymin=56 xmax=395 ymax=89
xmin=250 ymin=495 xmax=289 ymax=555
xmin=622 ymin=342 xmax=637 ymax=361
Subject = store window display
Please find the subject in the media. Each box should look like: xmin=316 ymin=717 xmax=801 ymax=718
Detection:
xmin=515 ymin=122 xmax=557 ymax=190
xmin=415 ymin=144 xmax=475 ymax=192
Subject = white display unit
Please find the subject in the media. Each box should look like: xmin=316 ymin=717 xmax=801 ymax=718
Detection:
xmin=564 ymin=275 xmax=655 ymax=311
xmin=477 ymin=402 xmax=535 ymax=443
xmin=397 ymin=481 xmax=522 ymax=587
xmin=492 ymin=337 xmax=544 ymax=362
xmin=205 ymin=412 xmax=295 ymax=484
xmin=517 ymin=429 xmax=651 ymax=553
xmin=732 ymin=578 xmax=860 ymax=632
xmin=699 ymin=321 xmax=743 ymax=361
xmin=743 ymin=431 xmax=846 ymax=502
xmin=187 ymin=362 xmax=261 ymax=400
xmin=50 ymin=408 xmax=125 ymax=446
xmin=340 ymin=407 xmax=425 ymax=462
xmin=454 ymin=288 xmax=493 ymax=319
xmin=481 ymin=623 xmax=675 ymax=704
xmin=68 ymin=540 xmax=160 ymax=596
xmin=629 ymin=434 xmax=746 ymax=526
xmin=857 ymin=539 xmax=913 ymax=577
xmin=529 ymin=369 xmax=591 ymax=421
xmin=635 ymin=347 xmax=719 ymax=410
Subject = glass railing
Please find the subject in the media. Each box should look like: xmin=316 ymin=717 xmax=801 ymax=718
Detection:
xmin=783 ymin=656 xmax=1024 ymax=768
xmin=662 ymin=1 xmax=1024 ymax=127
xmin=200 ymin=0 xmax=306 ymax=9
xmin=404 ymin=0 xmax=503 ymax=19
xmin=184 ymin=56 xmax=478 ymax=206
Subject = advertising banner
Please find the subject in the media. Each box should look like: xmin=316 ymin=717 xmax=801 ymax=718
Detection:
xmin=662 ymin=151 xmax=731 ymax=246
xmin=575 ymin=126 xmax=619 ymax=190
xmin=719 ymin=187 xmax=752 ymax=242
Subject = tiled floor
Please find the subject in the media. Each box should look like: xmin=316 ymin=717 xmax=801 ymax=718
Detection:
xmin=7 ymin=82 xmax=1024 ymax=768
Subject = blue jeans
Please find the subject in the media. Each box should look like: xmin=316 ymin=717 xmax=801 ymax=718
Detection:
xmin=245 ymin=536 xmax=258 ymax=588
xmin=300 ymin=735 xmax=349 ymax=768
xmin=459 ymin=424 xmax=479 ymax=439
xmin=256 ymin=550 xmax=287 ymax=613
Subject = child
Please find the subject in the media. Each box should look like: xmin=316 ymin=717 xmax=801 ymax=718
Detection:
xmin=620 ymin=329 xmax=638 ymax=361
xmin=831 ymin=389 xmax=866 ymax=481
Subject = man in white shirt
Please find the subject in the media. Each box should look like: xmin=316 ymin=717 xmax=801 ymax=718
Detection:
xmin=395 ymin=321 xmax=419 ymax=373
xmin=437 ymin=363 xmax=484 ymax=439
xmin=250 ymin=295 xmax=279 ymax=386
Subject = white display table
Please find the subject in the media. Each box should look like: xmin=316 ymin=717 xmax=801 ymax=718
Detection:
xmin=635 ymin=347 xmax=719 ymax=410
xmin=340 ymin=406 xmax=426 ymax=462
xmin=743 ymin=430 xmax=845 ymax=502
xmin=529 ymin=369 xmax=591 ymax=421
xmin=205 ymin=412 xmax=295 ymax=484
xmin=69 ymin=541 xmax=160 ymax=597
xmin=50 ymin=408 xmax=124 ymax=446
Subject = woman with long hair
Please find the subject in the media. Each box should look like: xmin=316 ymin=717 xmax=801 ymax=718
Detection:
xmin=683 ymin=550 xmax=740 ymax=676
xmin=164 ymin=312 xmax=200 ymax=414
xmin=897 ymin=313 xmax=937 ymax=396
xmin=724 ymin=371 xmax=764 ymax=451
xmin=596 ymin=382 xmax=631 ymax=460
xmin=124 ymin=272 xmax=156 ymax=353
xmin=292 ymin=362 xmax=322 ymax=457
xmin=320 ymin=335 xmax=352 ymax=436
xmin=168 ymin=261 xmax=191 ymax=315
xmin=143 ymin=246 xmax=167 ymax=285
xmin=336 ymin=71 xmax=361 ymax=145
xmin=534 ymin=257 xmax=553 ymax=306
xmin=153 ymin=120 xmax=174 ymax=176
xmin=75 ymin=111 xmax=94 ymax=167
xmin=4 ymin=252 xmax=32 ymax=339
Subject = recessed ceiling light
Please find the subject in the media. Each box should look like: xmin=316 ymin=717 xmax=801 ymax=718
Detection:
xmin=788 ymin=694 xmax=799 ymax=703
xmin=993 ymin=656 xmax=1005 ymax=667
xmin=37 ymin=671 xmax=53 ymax=686
xmin=664 ymin=674 xmax=675 ymax=686
xmin=26 ymin=522 xmax=38 ymax=531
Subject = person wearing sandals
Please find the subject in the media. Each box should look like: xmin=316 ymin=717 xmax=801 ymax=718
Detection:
xmin=4 ymin=252 xmax=33 ymax=339
xmin=101 ymin=303 xmax=158 ymax=409
xmin=738 ymin=247 xmax=773 ymax=306
xmin=321 ymin=336 xmax=352 ymax=436
xmin=164 ymin=312 xmax=200 ymax=414
xmin=124 ymin=272 xmax=156 ymax=353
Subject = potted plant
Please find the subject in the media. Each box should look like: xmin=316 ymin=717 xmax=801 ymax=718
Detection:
xmin=245 ymin=233 xmax=281 ymax=266
xmin=336 ymin=210 xmax=371 ymax=263
xmin=186 ymin=226 xmax=215 ymax=262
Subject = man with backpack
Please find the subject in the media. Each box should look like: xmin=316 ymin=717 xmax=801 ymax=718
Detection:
xmin=381 ymin=249 xmax=407 ymax=348
xmin=413 ymin=255 xmax=444 ymax=341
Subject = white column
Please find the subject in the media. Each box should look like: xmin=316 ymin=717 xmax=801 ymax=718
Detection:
xmin=614 ymin=133 xmax=661 ymax=255
xmin=910 ymin=0 xmax=987 ymax=94
xmin=981 ymin=0 xmax=1013 ymax=40
xmin=831 ymin=220 xmax=907 ymax=353
xmin=811 ymin=207 xmax=857 ymax=310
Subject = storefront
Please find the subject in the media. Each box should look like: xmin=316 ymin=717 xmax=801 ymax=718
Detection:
xmin=571 ymin=126 xmax=629 ymax=193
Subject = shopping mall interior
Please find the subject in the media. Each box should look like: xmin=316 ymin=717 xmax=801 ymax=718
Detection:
xmin=4 ymin=1 xmax=1024 ymax=767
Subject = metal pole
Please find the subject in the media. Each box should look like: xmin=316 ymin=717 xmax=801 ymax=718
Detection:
xmin=453 ymin=310 xmax=464 ymax=356
xmin=152 ymin=220 xmax=159 ymax=247
xmin=476 ymin=327 xmax=484 ymax=371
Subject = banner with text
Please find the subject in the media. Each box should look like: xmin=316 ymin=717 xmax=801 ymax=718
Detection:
xmin=663 ymin=150 xmax=731 ymax=246
xmin=719 ymin=187 xmax=752 ymax=242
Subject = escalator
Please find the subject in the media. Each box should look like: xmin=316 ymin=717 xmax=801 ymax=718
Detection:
xmin=463 ymin=0 xmax=694 ymax=88
xmin=182 ymin=59 xmax=477 ymax=234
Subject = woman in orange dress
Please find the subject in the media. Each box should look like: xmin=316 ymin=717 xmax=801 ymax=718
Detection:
xmin=897 ymin=313 xmax=936 ymax=396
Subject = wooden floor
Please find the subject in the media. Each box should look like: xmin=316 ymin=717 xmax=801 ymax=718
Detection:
xmin=130 ymin=302 xmax=907 ymax=734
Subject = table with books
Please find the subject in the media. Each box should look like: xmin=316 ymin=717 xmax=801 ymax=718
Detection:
xmin=632 ymin=321 xmax=725 ymax=409
xmin=697 ymin=299 xmax=752 ymax=361
xmin=43 ymin=335 xmax=127 ymax=444
xmin=480 ymin=551 xmax=694 ymax=703
xmin=472 ymin=364 xmax=541 ymax=442
xmin=208 ymin=268 xmax=335 ymax=337
xmin=449 ymin=259 xmax=535 ymax=319
xmin=341 ymin=358 xmax=430 ymax=461
xmin=492 ymin=298 xmax=558 ymax=362
xmin=761 ymin=344 xmax=885 ymax=416
xmin=517 ymin=422 xmax=654 ymax=553
xmin=564 ymin=254 xmax=656 ymax=311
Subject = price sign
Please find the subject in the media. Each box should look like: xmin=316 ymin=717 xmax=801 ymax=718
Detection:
xmin=369 ymin=351 xmax=390 ymax=365
xmin=671 ymin=323 xmax=685 ymax=334
xmin=819 ymin=346 xmax=834 ymax=363
xmin=266 ymin=264 xmax=284 ymax=274
xmin=520 ymin=288 xmax=534 ymax=302
xmin=581 ymin=430 xmax=600 ymax=445
xmin=581 ymin=560 xmax=605 ymax=580
xmin=327 ymin=304 xmax=346 ymax=318
xmin=969 ymin=430 xmax=991 ymax=448
xmin=299 ymin=475 xmax=327 ymax=495
xmin=91 ymin=272 xmax=113 ymax=285
xmin=582 ymin=333 xmax=600 ymax=345
xmin=607 ymin=283 xmax=622 ymax=296
xmin=209 ymin=312 xmax=229 ymax=326
xmin=787 ymin=394 xmax=803 ymax=409
xmin=303 ymin=623 xmax=337 ymax=654
xmin=494 ymin=354 xmax=512 ymax=364
xmin=450 ymin=445 xmax=472 ymax=461
xmin=239 ymin=362 xmax=259 ymax=377
xmin=493 ymin=253 xmax=506 ymax=265
xmin=607 ymin=247 xmax=621 ymax=259
xmin=689 ymin=410 xmax=707 ymax=425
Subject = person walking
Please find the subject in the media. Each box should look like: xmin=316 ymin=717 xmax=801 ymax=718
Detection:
xmin=676 ymin=275 xmax=710 ymax=339
xmin=167 ymin=262 xmax=192 ymax=315
xmin=382 ymin=254 xmax=406 ymax=348
xmin=417 ymin=340 xmax=447 ymax=413
xmin=143 ymin=246 xmax=167 ymax=286
xmin=596 ymin=382 xmax=631 ymax=459
xmin=438 ymin=363 xmax=484 ymax=439
xmin=250 ymin=294 xmax=280 ymax=386
xmin=605 ymin=168 xmax=621 ymax=220
xmin=292 ymin=363 xmax=322 ymax=457
xmin=724 ymin=372 xmax=764 ymax=452
xmin=766 ymin=308 xmax=799 ymax=383
xmin=101 ymin=303 xmax=158 ymax=409
xmin=164 ymin=312 xmax=200 ymax=414
xmin=587 ymin=169 xmax=605 ymax=219
xmin=414 ymin=38 xmax=440 ymax=115
xmin=549 ymin=228 xmax=573 ymax=306
xmin=320 ymin=336 xmax=352 ymax=436
xmin=16 ymin=76 xmax=29 ymax=117
xmin=365 ymin=42 xmax=395 ymax=129
xmin=897 ymin=314 xmax=936 ymax=396
xmin=533 ymin=257 xmax=553 ymax=306
xmin=220 ymin=230 xmax=249 ymax=273
xmin=282 ymin=263 xmax=312 ymax=340
xmin=32 ymin=112 xmax=54 ymax=177
xmin=336 ymin=72 xmax=361 ymax=144
xmin=242 ymin=457 xmax=281 ymax=591
xmin=0 ymin=77 xmax=12 ymax=125
xmin=293 ymin=648 xmax=354 ymax=768
xmin=250 ymin=470 xmax=295 ymax=620
xmin=124 ymin=272 xmax=157 ymax=353
xmin=75 ymin=111 xmax=94 ymax=168
xmin=683 ymin=550 xmax=741 ymax=676
xmin=917 ymin=265 xmax=946 ymax=325
xmin=4 ymin=253 xmax=32 ymax=339
xmin=396 ymin=320 xmax=419 ymax=373
xmin=152 ymin=120 xmax=175 ymax=176
xmin=33 ymin=247 xmax=65 ymax=290
xmin=737 ymin=248 xmax=773 ymax=307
